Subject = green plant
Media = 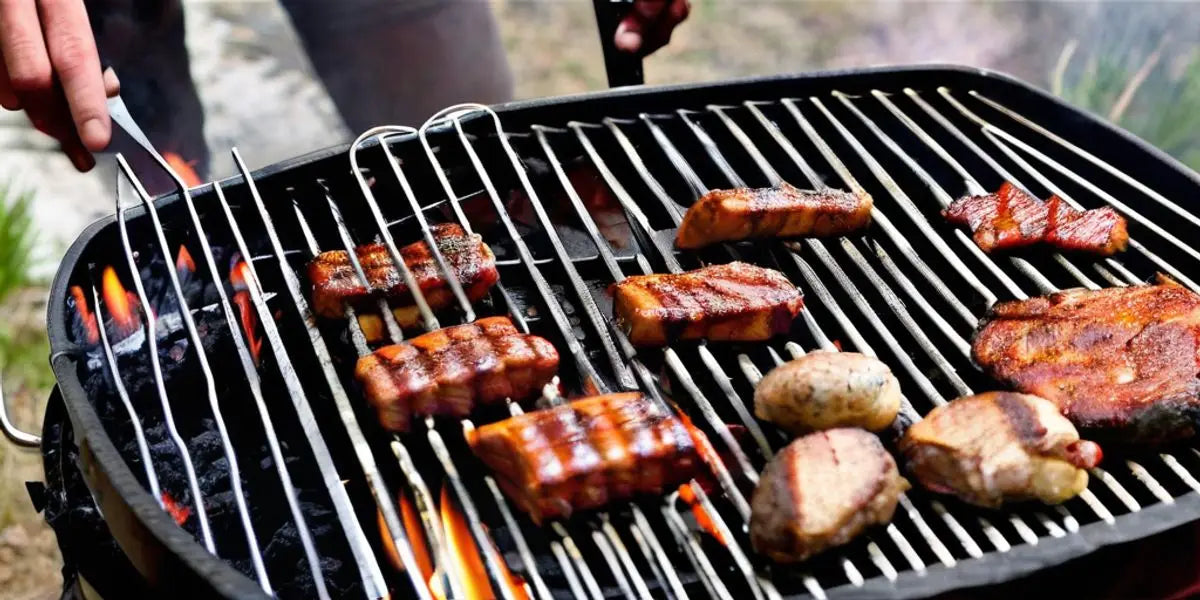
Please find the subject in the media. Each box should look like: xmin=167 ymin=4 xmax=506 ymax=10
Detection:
xmin=0 ymin=181 xmax=35 ymax=304
xmin=1054 ymin=41 xmax=1200 ymax=172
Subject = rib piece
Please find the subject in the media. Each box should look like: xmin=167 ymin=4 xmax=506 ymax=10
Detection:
xmin=899 ymin=392 xmax=1103 ymax=507
xmin=942 ymin=182 xmax=1128 ymax=255
xmin=355 ymin=317 xmax=558 ymax=432
xmin=972 ymin=280 xmax=1200 ymax=443
xmin=468 ymin=392 xmax=702 ymax=523
xmin=675 ymin=183 xmax=873 ymax=249
xmin=611 ymin=261 xmax=804 ymax=346
xmin=308 ymin=223 xmax=499 ymax=322
xmin=750 ymin=428 xmax=907 ymax=562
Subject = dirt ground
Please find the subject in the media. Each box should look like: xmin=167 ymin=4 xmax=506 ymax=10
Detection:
xmin=1 ymin=2 xmax=1197 ymax=598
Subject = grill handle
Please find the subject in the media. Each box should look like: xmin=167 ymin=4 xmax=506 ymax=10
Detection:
xmin=0 ymin=373 xmax=40 ymax=448
xmin=593 ymin=0 xmax=645 ymax=87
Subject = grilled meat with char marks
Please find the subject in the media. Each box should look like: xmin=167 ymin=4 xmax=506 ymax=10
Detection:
xmin=900 ymin=393 xmax=1102 ymax=507
xmin=972 ymin=280 xmax=1200 ymax=444
xmin=612 ymin=262 xmax=803 ymax=346
xmin=750 ymin=428 xmax=907 ymax=562
xmin=308 ymin=223 xmax=498 ymax=323
xmin=355 ymin=317 xmax=558 ymax=432
xmin=943 ymin=182 xmax=1128 ymax=255
xmin=675 ymin=183 xmax=873 ymax=249
xmin=468 ymin=392 xmax=702 ymax=523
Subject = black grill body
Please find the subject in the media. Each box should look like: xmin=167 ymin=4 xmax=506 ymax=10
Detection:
xmin=42 ymin=66 xmax=1200 ymax=600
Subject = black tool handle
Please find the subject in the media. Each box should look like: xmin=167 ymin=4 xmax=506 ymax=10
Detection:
xmin=593 ymin=0 xmax=644 ymax=87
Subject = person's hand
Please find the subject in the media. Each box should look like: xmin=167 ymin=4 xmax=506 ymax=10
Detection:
xmin=614 ymin=0 xmax=690 ymax=56
xmin=0 ymin=0 xmax=119 ymax=171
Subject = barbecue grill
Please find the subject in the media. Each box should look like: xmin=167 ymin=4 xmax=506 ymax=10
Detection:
xmin=9 ymin=61 xmax=1200 ymax=600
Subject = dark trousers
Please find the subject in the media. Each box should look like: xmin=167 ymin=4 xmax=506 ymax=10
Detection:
xmin=88 ymin=0 xmax=513 ymax=191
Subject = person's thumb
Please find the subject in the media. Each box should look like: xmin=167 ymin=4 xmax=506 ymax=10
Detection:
xmin=615 ymin=1 xmax=668 ymax=53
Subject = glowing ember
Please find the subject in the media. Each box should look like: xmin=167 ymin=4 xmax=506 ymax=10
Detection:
xmin=378 ymin=494 xmax=434 ymax=584
xmin=678 ymin=484 xmax=729 ymax=546
xmin=162 ymin=491 xmax=192 ymax=526
xmin=832 ymin=339 xmax=843 ymax=351
xmin=163 ymin=152 xmax=203 ymax=187
xmin=438 ymin=486 xmax=530 ymax=600
xmin=175 ymin=245 xmax=196 ymax=276
xmin=69 ymin=285 xmax=99 ymax=344
xmin=101 ymin=266 xmax=140 ymax=337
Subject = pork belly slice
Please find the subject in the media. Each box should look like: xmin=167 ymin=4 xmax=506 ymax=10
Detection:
xmin=943 ymin=182 xmax=1127 ymax=255
xmin=355 ymin=317 xmax=558 ymax=432
xmin=308 ymin=223 xmax=498 ymax=322
xmin=972 ymin=279 xmax=1200 ymax=444
xmin=468 ymin=392 xmax=702 ymax=523
xmin=612 ymin=262 xmax=804 ymax=346
xmin=675 ymin=183 xmax=873 ymax=249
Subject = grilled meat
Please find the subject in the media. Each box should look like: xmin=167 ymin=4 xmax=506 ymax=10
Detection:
xmin=355 ymin=317 xmax=558 ymax=432
xmin=755 ymin=352 xmax=901 ymax=435
xmin=750 ymin=428 xmax=907 ymax=563
xmin=612 ymin=262 xmax=804 ymax=346
xmin=943 ymin=182 xmax=1128 ymax=255
xmin=308 ymin=223 xmax=499 ymax=323
xmin=900 ymin=393 xmax=1102 ymax=507
xmin=468 ymin=392 xmax=702 ymax=523
xmin=972 ymin=280 xmax=1200 ymax=443
xmin=675 ymin=183 xmax=873 ymax=249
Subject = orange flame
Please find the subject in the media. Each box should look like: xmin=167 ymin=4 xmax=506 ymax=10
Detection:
xmin=102 ymin=266 xmax=140 ymax=337
xmin=438 ymin=486 xmax=530 ymax=600
xmin=378 ymin=493 xmax=435 ymax=585
xmin=229 ymin=261 xmax=263 ymax=365
xmin=69 ymin=285 xmax=99 ymax=344
xmin=678 ymin=484 xmax=729 ymax=546
xmin=164 ymin=152 xmax=203 ymax=187
xmin=176 ymin=245 xmax=196 ymax=276
xmin=162 ymin=491 xmax=192 ymax=526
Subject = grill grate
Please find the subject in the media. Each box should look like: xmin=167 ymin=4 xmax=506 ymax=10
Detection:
xmin=57 ymin=72 xmax=1200 ymax=600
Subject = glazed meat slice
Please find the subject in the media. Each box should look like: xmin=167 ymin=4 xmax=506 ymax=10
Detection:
xmin=355 ymin=317 xmax=558 ymax=432
xmin=612 ymin=262 xmax=804 ymax=346
xmin=469 ymin=392 xmax=702 ymax=523
xmin=943 ymin=182 xmax=1128 ymax=255
xmin=972 ymin=280 xmax=1200 ymax=443
xmin=899 ymin=392 xmax=1102 ymax=507
xmin=675 ymin=183 xmax=873 ymax=249
xmin=308 ymin=223 xmax=499 ymax=323
xmin=750 ymin=428 xmax=907 ymax=563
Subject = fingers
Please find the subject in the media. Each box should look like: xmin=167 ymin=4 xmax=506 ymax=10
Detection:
xmin=0 ymin=0 xmax=53 ymax=95
xmin=41 ymin=0 xmax=109 ymax=151
xmin=0 ymin=57 xmax=19 ymax=109
xmin=615 ymin=0 xmax=690 ymax=56
xmin=103 ymin=66 xmax=119 ymax=98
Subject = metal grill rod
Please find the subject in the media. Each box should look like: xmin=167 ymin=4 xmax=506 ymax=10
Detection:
xmin=650 ymin=113 xmax=987 ymax=560
xmin=890 ymin=90 xmax=1181 ymax=513
xmin=136 ymin=164 xmax=339 ymax=593
xmin=337 ymin=132 xmax=595 ymax=600
xmin=782 ymin=95 xmax=1129 ymax=527
xmin=429 ymin=109 xmax=754 ymax=599
xmin=970 ymin=91 xmax=1200 ymax=231
xmin=89 ymin=284 xmax=163 ymax=503
xmin=626 ymin=107 xmax=1028 ymax=557
xmin=430 ymin=107 xmax=790 ymax=599
xmin=223 ymin=150 xmax=402 ymax=599
xmin=112 ymin=157 xmax=216 ymax=554
xmin=944 ymin=89 xmax=1200 ymax=278
xmin=566 ymin=119 xmax=862 ymax=591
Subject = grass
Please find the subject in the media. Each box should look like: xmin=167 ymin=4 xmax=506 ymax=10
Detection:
xmin=1055 ymin=41 xmax=1200 ymax=172
xmin=0 ymin=180 xmax=53 ymax=531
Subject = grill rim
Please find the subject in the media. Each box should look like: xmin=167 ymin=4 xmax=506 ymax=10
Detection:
xmin=43 ymin=64 xmax=1200 ymax=599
